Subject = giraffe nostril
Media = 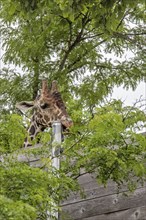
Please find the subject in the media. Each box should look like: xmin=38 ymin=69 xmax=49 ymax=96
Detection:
xmin=68 ymin=120 xmax=73 ymax=126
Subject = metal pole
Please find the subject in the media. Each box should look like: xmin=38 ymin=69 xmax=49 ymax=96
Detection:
xmin=52 ymin=121 xmax=62 ymax=170
xmin=47 ymin=121 xmax=62 ymax=220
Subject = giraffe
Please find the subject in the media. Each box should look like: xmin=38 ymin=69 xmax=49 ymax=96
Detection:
xmin=16 ymin=80 xmax=73 ymax=148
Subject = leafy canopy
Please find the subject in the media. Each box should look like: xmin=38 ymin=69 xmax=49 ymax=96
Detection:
xmin=0 ymin=0 xmax=146 ymax=219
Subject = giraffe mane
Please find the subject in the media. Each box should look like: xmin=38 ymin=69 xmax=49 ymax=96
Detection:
xmin=52 ymin=92 xmax=66 ymax=109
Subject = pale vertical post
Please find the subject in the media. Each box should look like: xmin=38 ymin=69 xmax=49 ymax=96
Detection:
xmin=52 ymin=121 xmax=62 ymax=170
xmin=47 ymin=121 xmax=62 ymax=220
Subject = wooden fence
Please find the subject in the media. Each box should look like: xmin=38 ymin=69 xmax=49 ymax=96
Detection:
xmin=61 ymin=132 xmax=146 ymax=220
xmin=61 ymin=173 xmax=146 ymax=220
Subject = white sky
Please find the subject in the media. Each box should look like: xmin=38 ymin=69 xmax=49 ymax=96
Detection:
xmin=103 ymin=49 xmax=146 ymax=107
xmin=112 ymin=82 xmax=146 ymax=106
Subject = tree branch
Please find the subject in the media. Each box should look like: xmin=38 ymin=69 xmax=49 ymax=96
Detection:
xmin=125 ymin=32 xmax=146 ymax=36
xmin=58 ymin=12 xmax=91 ymax=71
xmin=63 ymin=131 xmax=89 ymax=154
xmin=81 ymin=32 xmax=104 ymax=40
xmin=66 ymin=38 xmax=107 ymax=73
xmin=112 ymin=32 xmax=144 ymax=49
xmin=116 ymin=9 xmax=131 ymax=30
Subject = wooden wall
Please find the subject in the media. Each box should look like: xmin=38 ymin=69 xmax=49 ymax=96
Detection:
xmin=61 ymin=174 xmax=146 ymax=220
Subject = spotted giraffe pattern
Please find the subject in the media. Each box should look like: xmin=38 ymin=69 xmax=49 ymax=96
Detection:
xmin=16 ymin=80 xmax=73 ymax=147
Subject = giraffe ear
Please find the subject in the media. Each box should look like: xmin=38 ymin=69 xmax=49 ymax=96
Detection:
xmin=16 ymin=101 xmax=34 ymax=114
xmin=41 ymin=79 xmax=49 ymax=95
xmin=51 ymin=80 xmax=58 ymax=93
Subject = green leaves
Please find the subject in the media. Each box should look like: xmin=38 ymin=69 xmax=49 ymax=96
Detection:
xmin=0 ymin=159 xmax=81 ymax=219
xmin=0 ymin=0 xmax=145 ymax=103
xmin=0 ymin=114 xmax=26 ymax=153
xmin=0 ymin=0 xmax=146 ymax=218
xmin=62 ymin=100 xmax=146 ymax=188
xmin=0 ymin=195 xmax=36 ymax=220
xmin=0 ymin=162 xmax=51 ymax=218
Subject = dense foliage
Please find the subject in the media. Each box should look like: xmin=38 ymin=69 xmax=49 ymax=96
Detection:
xmin=0 ymin=0 xmax=146 ymax=219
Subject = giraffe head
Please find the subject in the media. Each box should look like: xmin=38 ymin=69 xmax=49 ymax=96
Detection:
xmin=16 ymin=80 xmax=73 ymax=130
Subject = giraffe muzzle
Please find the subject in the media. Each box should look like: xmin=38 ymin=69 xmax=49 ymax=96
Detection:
xmin=61 ymin=116 xmax=73 ymax=129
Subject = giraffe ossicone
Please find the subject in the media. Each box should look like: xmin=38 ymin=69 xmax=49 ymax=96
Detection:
xmin=16 ymin=80 xmax=73 ymax=147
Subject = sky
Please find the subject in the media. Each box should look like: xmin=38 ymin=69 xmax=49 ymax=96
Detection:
xmin=111 ymin=82 xmax=146 ymax=106
xmin=103 ymin=49 xmax=146 ymax=108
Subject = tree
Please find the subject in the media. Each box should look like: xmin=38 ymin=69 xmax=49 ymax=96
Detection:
xmin=0 ymin=0 xmax=146 ymax=219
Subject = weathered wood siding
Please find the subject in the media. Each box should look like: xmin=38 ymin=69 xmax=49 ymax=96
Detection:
xmin=61 ymin=174 xmax=146 ymax=220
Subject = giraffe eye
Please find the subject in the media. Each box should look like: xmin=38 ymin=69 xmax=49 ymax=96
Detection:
xmin=40 ymin=103 xmax=50 ymax=109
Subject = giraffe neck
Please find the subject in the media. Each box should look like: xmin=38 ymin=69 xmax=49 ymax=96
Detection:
xmin=23 ymin=111 xmax=61 ymax=148
xmin=23 ymin=120 xmax=43 ymax=148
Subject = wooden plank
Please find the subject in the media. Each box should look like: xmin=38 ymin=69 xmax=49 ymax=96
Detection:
xmin=62 ymin=173 xmax=145 ymax=205
xmin=62 ymin=180 xmax=123 ymax=205
xmin=79 ymin=206 xmax=146 ymax=220
xmin=62 ymin=187 xmax=146 ymax=219
xmin=77 ymin=173 xmax=96 ymax=185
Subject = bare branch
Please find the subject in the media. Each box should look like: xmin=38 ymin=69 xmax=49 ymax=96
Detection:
xmin=116 ymin=9 xmax=131 ymax=30
xmin=125 ymin=32 xmax=146 ymax=36
xmin=63 ymin=131 xmax=89 ymax=154
xmin=81 ymin=32 xmax=104 ymax=40
xmin=58 ymin=12 xmax=91 ymax=71
xmin=66 ymin=38 xmax=107 ymax=73
xmin=112 ymin=32 xmax=143 ymax=49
